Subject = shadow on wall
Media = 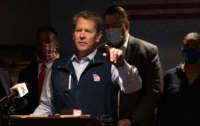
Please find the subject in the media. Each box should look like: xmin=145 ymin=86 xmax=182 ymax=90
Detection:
xmin=129 ymin=18 xmax=200 ymax=72
xmin=0 ymin=45 xmax=36 ymax=84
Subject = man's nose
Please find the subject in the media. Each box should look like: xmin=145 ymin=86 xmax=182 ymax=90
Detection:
xmin=80 ymin=31 xmax=85 ymax=39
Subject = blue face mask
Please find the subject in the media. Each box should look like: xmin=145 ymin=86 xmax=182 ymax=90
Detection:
xmin=181 ymin=48 xmax=200 ymax=64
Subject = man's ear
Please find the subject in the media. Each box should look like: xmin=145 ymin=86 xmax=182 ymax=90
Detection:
xmin=125 ymin=21 xmax=130 ymax=30
xmin=96 ymin=31 xmax=103 ymax=43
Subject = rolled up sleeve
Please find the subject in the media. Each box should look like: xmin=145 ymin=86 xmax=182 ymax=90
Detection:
xmin=111 ymin=60 xmax=142 ymax=94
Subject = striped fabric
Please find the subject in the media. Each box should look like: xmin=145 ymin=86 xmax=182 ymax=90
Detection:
xmin=113 ymin=0 xmax=200 ymax=19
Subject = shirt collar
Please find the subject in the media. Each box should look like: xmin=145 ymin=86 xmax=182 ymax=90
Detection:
xmin=39 ymin=62 xmax=53 ymax=69
xmin=122 ymin=33 xmax=129 ymax=49
xmin=71 ymin=49 xmax=97 ymax=63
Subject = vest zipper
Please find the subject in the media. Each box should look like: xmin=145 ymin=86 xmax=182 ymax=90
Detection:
xmin=68 ymin=73 xmax=72 ymax=90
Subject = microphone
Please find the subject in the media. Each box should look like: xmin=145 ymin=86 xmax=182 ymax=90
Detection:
xmin=10 ymin=82 xmax=29 ymax=98
xmin=0 ymin=82 xmax=28 ymax=114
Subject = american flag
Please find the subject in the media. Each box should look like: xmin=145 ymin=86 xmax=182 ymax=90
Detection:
xmin=113 ymin=0 xmax=200 ymax=19
xmin=93 ymin=74 xmax=101 ymax=82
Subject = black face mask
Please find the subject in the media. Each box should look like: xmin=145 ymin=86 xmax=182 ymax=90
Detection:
xmin=181 ymin=47 xmax=200 ymax=64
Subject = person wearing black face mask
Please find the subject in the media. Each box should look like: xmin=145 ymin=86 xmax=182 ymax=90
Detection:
xmin=158 ymin=32 xmax=200 ymax=126
xmin=17 ymin=26 xmax=60 ymax=114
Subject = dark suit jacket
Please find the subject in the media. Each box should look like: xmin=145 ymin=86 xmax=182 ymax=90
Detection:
xmin=17 ymin=62 xmax=39 ymax=114
xmin=119 ymin=35 xmax=163 ymax=126
xmin=0 ymin=70 xmax=11 ymax=99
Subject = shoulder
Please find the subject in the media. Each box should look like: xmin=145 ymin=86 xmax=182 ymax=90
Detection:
xmin=128 ymin=35 xmax=159 ymax=60
xmin=164 ymin=65 xmax=181 ymax=77
xmin=19 ymin=62 xmax=38 ymax=73
xmin=53 ymin=58 xmax=69 ymax=66
xmin=94 ymin=51 xmax=112 ymax=66
xmin=164 ymin=65 xmax=182 ymax=85
xmin=129 ymin=35 xmax=158 ymax=52
xmin=51 ymin=57 xmax=71 ymax=72
xmin=163 ymin=65 xmax=183 ymax=93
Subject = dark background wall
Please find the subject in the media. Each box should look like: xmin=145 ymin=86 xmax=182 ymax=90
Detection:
xmin=0 ymin=0 xmax=200 ymax=83
xmin=0 ymin=0 xmax=50 ymax=45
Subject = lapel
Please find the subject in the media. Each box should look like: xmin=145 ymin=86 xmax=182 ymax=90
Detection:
xmin=125 ymin=35 xmax=137 ymax=63
xmin=27 ymin=62 xmax=39 ymax=93
xmin=31 ymin=62 xmax=39 ymax=85
xmin=125 ymin=35 xmax=145 ymax=69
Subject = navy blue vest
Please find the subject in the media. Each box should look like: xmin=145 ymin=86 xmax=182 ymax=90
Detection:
xmin=51 ymin=52 xmax=119 ymax=124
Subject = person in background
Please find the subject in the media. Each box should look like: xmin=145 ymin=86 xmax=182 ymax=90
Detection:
xmin=0 ymin=69 xmax=11 ymax=100
xmin=158 ymin=32 xmax=200 ymax=126
xmin=17 ymin=26 xmax=60 ymax=114
xmin=0 ymin=69 xmax=23 ymax=115
xmin=0 ymin=69 xmax=12 ymax=113
xmin=103 ymin=5 xmax=163 ymax=126
xmin=0 ymin=69 xmax=12 ymax=116
xmin=33 ymin=10 xmax=142 ymax=126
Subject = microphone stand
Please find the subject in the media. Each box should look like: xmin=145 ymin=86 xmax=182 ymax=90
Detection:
xmin=0 ymin=93 xmax=17 ymax=115
xmin=0 ymin=94 xmax=18 ymax=126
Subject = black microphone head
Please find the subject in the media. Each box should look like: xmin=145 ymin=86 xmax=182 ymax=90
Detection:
xmin=8 ymin=89 xmax=18 ymax=98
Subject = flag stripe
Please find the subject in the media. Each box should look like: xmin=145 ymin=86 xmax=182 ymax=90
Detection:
xmin=121 ymin=3 xmax=200 ymax=10
xmin=127 ymin=8 xmax=200 ymax=15
xmin=113 ymin=1 xmax=200 ymax=19
xmin=128 ymin=13 xmax=200 ymax=19
xmin=113 ymin=0 xmax=200 ymax=4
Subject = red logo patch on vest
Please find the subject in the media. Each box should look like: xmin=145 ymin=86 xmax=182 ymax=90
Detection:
xmin=72 ymin=109 xmax=82 ymax=116
xmin=92 ymin=74 xmax=101 ymax=82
